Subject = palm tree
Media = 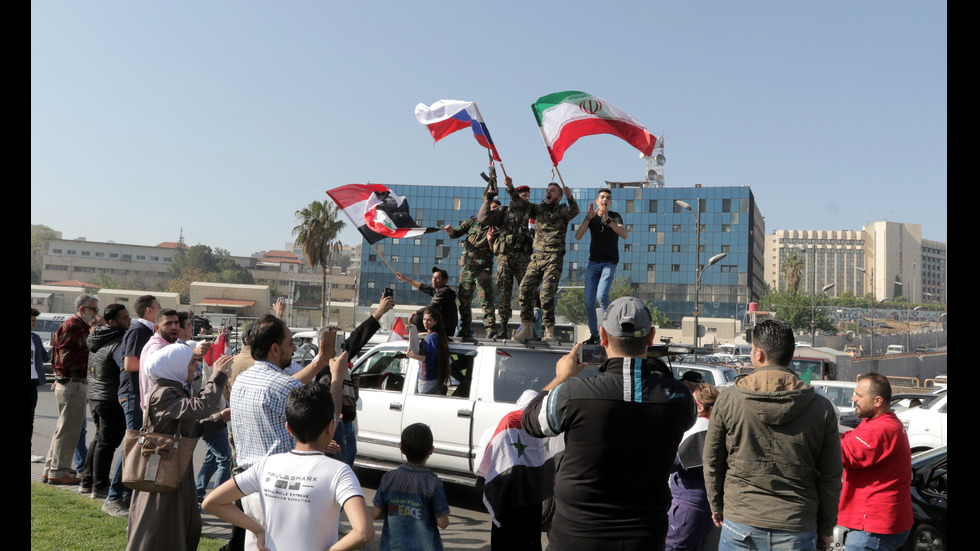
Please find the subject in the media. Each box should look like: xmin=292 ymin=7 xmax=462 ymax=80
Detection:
xmin=782 ymin=253 xmax=806 ymax=294
xmin=293 ymin=200 xmax=346 ymax=328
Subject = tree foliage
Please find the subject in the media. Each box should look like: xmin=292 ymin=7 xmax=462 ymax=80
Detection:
xmin=170 ymin=244 xmax=253 ymax=288
xmin=781 ymin=253 xmax=805 ymax=294
xmin=293 ymin=200 xmax=346 ymax=327
xmin=760 ymin=285 xmax=836 ymax=334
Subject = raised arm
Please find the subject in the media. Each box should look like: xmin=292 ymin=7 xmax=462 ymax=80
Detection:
xmin=576 ymin=202 xmax=595 ymax=240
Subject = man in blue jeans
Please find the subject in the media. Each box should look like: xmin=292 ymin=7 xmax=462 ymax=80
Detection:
xmin=574 ymin=188 xmax=628 ymax=345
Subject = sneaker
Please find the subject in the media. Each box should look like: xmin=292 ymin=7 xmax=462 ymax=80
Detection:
xmin=582 ymin=335 xmax=601 ymax=346
xmin=78 ymin=485 xmax=93 ymax=495
xmin=91 ymin=488 xmax=109 ymax=500
xmin=102 ymin=500 xmax=130 ymax=517
xmin=30 ymin=454 xmax=45 ymax=463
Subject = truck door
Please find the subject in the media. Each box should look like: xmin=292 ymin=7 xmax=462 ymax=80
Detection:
xmin=352 ymin=348 xmax=412 ymax=461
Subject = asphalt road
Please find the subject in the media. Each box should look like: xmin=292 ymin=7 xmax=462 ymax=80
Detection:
xmin=31 ymin=384 xmax=530 ymax=550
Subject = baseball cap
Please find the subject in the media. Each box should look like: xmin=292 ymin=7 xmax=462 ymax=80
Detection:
xmin=601 ymin=297 xmax=653 ymax=338
xmin=432 ymin=266 xmax=448 ymax=279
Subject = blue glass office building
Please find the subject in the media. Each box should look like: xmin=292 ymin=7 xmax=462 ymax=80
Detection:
xmin=357 ymin=182 xmax=766 ymax=323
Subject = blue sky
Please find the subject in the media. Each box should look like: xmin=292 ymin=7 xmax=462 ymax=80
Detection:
xmin=31 ymin=2 xmax=947 ymax=255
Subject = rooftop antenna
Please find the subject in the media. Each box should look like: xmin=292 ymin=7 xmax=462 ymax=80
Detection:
xmin=641 ymin=134 xmax=666 ymax=188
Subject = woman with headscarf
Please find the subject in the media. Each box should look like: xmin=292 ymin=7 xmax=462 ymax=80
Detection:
xmin=665 ymin=382 xmax=719 ymax=551
xmin=126 ymin=343 xmax=232 ymax=551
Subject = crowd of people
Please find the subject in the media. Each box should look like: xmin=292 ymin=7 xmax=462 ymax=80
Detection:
xmin=31 ymin=180 xmax=916 ymax=551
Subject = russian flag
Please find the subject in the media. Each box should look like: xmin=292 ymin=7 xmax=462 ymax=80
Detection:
xmin=415 ymin=100 xmax=501 ymax=161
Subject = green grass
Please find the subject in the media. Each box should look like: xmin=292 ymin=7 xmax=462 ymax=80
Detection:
xmin=31 ymin=482 xmax=226 ymax=550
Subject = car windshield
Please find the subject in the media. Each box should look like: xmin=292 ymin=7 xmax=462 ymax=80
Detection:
xmin=788 ymin=359 xmax=823 ymax=379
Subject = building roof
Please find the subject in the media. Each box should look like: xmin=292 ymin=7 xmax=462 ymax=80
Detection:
xmin=44 ymin=280 xmax=100 ymax=289
xmin=155 ymin=241 xmax=190 ymax=250
xmin=258 ymin=250 xmax=302 ymax=264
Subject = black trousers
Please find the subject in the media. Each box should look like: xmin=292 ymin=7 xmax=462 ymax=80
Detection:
xmin=81 ymin=399 xmax=126 ymax=491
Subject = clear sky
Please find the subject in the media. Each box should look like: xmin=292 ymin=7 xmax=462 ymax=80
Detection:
xmin=31 ymin=1 xmax=947 ymax=256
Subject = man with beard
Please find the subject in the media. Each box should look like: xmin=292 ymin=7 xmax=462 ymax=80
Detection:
xmin=837 ymin=373 xmax=913 ymax=550
xmin=79 ymin=304 xmax=131 ymax=499
xmin=138 ymin=309 xmax=210 ymax=409
xmin=43 ymin=294 xmax=98 ymax=485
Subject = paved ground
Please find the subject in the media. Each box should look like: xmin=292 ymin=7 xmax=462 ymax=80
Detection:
xmin=31 ymin=384 xmax=525 ymax=550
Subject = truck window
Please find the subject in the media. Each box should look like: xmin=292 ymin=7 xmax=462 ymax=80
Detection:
xmin=493 ymin=348 xmax=598 ymax=403
xmin=354 ymin=351 xmax=409 ymax=392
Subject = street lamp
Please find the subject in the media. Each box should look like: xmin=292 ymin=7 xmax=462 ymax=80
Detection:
xmin=907 ymin=305 xmax=923 ymax=351
xmin=811 ymin=283 xmax=836 ymax=346
xmin=869 ymin=297 xmax=888 ymax=357
xmin=693 ymin=252 xmax=727 ymax=353
xmin=675 ymin=199 xmax=721 ymax=350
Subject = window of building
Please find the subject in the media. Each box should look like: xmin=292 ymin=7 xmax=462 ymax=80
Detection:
xmin=721 ymin=265 xmax=737 ymax=273
xmin=623 ymin=263 xmax=632 ymax=271
xmin=570 ymin=243 xmax=578 ymax=251
xmin=52 ymin=249 xmax=62 ymax=254
xmin=625 ymin=200 xmax=634 ymax=213
xmin=722 ymin=198 xmax=732 ymax=212
xmin=391 ymin=256 xmax=399 ymax=263
xmin=452 ymin=197 xmax=461 ymax=210
xmin=369 ymin=255 xmax=377 ymax=262
xmin=414 ymin=238 xmax=421 ymax=246
xmin=673 ymin=224 xmax=682 ymax=232
xmin=367 ymin=281 xmax=375 ymax=289
xmin=81 ymin=251 xmax=90 ymax=256
xmin=624 ymin=244 xmax=632 ymax=252
xmin=95 ymin=252 xmax=104 ymax=257
xmin=672 ymin=245 xmax=681 ymax=252
xmin=721 ymin=245 xmax=730 ymax=253
xmin=699 ymin=245 xmax=706 ymax=253
xmin=413 ymin=257 xmax=420 ymax=264
xmin=649 ymin=200 xmax=658 ymax=212
xmin=67 ymin=250 xmax=76 ymax=255
xmin=136 ymin=255 xmax=146 ymax=260
xmin=571 ymin=223 xmax=579 ymax=231
xmin=648 ymin=244 xmax=657 ymax=252
xmin=392 ymin=238 xmax=400 ymax=244
xmin=648 ymin=224 xmax=657 ymax=232
xmin=151 ymin=256 xmax=159 ymax=261
xmin=122 ymin=254 xmax=132 ymax=260
xmin=569 ymin=261 xmax=578 ymax=270
xmin=109 ymin=253 xmax=119 ymax=258
xmin=672 ymin=264 xmax=681 ymax=272
xmin=647 ymin=263 xmax=656 ymax=271
xmin=416 ymin=209 xmax=423 ymax=221
xmin=625 ymin=224 xmax=633 ymax=231
xmin=722 ymin=225 xmax=731 ymax=233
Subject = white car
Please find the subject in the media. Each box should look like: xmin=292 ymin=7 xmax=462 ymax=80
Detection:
xmin=897 ymin=392 xmax=947 ymax=452
xmin=671 ymin=363 xmax=738 ymax=387
xmin=810 ymin=381 xmax=859 ymax=415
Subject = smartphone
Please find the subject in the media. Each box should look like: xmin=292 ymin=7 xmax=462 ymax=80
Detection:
xmin=383 ymin=287 xmax=394 ymax=299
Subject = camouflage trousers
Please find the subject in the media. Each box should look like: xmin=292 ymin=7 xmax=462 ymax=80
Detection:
xmin=495 ymin=252 xmax=530 ymax=325
xmin=518 ymin=251 xmax=563 ymax=327
xmin=458 ymin=256 xmax=495 ymax=336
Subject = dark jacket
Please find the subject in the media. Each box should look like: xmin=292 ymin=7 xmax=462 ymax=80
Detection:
xmin=87 ymin=325 xmax=126 ymax=402
xmin=32 ymin=332 xmax=49 ymax=384
xmin=415 ymin=283 xmax=458 ymax=336
xmin=703 ymin=365 xmax=843 ymax=537
xmin=477 ymin=198 xmax=532 ymax=256
xmin=522 ymin=357 xmax=695 ymax=540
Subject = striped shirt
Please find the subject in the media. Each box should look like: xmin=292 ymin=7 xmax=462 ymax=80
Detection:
xmin=230 ymin=360 xmax=303 ymax=470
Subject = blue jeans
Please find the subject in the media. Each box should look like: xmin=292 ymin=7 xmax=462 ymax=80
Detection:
xmin=196 ymin=427 xmax=232 ymax=500
xmin=107 ymin=392 xmax=141 ymax=504
xmin=340 ymin=419 xmax=357 ymax=467
xmin=720 ymin=519 xmax=817 ymax=551
xmin=844 ymin=529 xmax=910 ymax=551
xmin=74 ymin=421 xmax=87 ymax=472
xmin=585 ymin=262 xmax=616 ymax=338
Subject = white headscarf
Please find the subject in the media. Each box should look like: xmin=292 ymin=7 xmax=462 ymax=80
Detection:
xmin=145 ymin=343 xmax=194 ymax=384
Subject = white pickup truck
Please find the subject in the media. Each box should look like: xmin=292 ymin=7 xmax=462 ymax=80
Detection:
xmin=349 ymin=341 xmax=576 ymax=485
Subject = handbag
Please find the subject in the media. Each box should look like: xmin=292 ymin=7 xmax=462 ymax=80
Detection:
xmin=121 ymin=385 xmax=198 ymax=492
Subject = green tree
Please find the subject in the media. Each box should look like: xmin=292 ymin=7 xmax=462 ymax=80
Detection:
xmin=91 ymin=272 xmax=117 ymax=290
xmin=781 ymin=253 xmax=806 ymax=294
xmin=293 ymin=200 xmax=346 ymax=328
xmin=31 ymin=224 xmax=58 ymax=283
xmin=893 ymin=275 xmax=904 ymax=298
xmin=556 ymin=277 xmax=672 ymax=328
xmin=760 ymin=285 xmax=835 ymax=334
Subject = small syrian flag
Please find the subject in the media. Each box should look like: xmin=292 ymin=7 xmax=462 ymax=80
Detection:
xmin=326 ymin=184 xmax=439 ymax=245
xmin=386 ymin=318 xmax=408 ymax=342
xmin=532 ymin=90 xmax=659 ymax=166
xmin=415 ymin=100 xmax=501 ymax=161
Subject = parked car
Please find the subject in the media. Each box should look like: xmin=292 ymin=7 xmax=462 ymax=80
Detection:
xmin=350 ymin=341 xmax=597 ymax=484
xmin=811 ymin=380 xmax=859 ymax=415
xmin=891 ymin=392 xmax=942 ymax=413
xmin=886 ymin=344 xmax=906 ymax=355
xmin=670 ymin=363 xmax=738 ymax=387
xmin=897 ymin=392 xmax=947 ymax=452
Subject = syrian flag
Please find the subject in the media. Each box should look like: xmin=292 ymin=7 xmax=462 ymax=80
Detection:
xmin=532 ymin=90 xmax=659 ymax=166
xmin=477 ymin=409 xmax=562 ymax=527
xmin=326 ymin=184 xmax=439 ymax=245
xmin=415 ymin=100 xmax=501 ymax=161
xmin=386 ymin=318 xmax=408 ymax=342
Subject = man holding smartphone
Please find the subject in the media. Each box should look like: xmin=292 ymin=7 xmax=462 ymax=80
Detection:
xmin=396 ymin=267 xmax=458 ymax=339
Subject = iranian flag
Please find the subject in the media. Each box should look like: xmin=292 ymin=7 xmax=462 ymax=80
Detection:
xmin=326 ymin=184 xmax=439 ymax=245
xmin=532 ymin=90 xmax=659 ymax=166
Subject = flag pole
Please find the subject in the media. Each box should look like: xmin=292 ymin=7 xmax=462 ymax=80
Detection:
xmin=471 ymin=102 xmax=505 ymax=179
xmin=369 ymin=242 xmax=398 ymax=275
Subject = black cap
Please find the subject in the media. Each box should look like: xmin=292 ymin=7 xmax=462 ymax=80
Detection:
xmin=432 ymin=266 xmax=448 ymax=279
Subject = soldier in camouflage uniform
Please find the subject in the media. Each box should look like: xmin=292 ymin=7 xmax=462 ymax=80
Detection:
xmin=477 ymin=186 xmax=533 ymax=340
xmin=444 ymin=215 xmax=496 ymax=340
xmin=503 ymin=176 xmax=579 ymax=342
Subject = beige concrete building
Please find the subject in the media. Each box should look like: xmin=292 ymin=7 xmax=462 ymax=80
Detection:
xmin=764 ymin=221 xmax=945 ymax=303
xmin=96 ymin=290 xmax=181 ymax=312
xmin=190 ymin=282 xmax=271 ymax=319
xmin=40 ymin=238 xmax=191 ymax=290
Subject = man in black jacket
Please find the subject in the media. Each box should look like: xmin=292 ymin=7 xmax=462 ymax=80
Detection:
xmin=522 ymin=297 xmax=695 ymax=550
xmin=80 ymin=304 xmax=131 ymax=500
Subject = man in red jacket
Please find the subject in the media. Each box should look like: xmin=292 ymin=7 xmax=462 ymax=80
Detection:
xmin=839 ymin=373 xmax=913 ymax=550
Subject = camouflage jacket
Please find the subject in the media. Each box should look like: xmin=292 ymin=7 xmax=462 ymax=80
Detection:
xmin=447 ymin=216 xmax=493 ymax=261
xmin=508 ymin=186 xmax=579 ymax=254
xmin=477 ymin=198 xmax=533 ymax=256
